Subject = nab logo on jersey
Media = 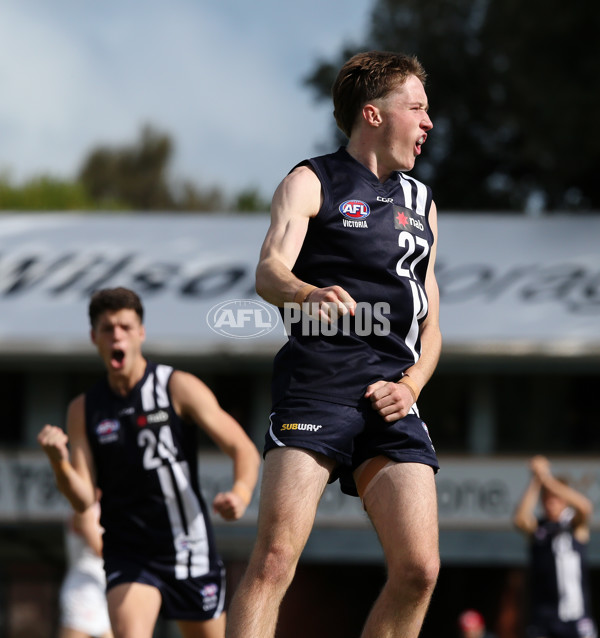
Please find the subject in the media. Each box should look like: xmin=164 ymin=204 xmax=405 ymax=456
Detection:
xmin=393 ymin=205 xmax=425 ymax=236
xmin=339 ymin=200 xmax=370 ymax=219
xmin=137 ymin=410 xmax=169 ymax=427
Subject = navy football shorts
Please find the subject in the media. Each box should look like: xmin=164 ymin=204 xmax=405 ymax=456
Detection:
xmin=104 ymin=553 xmax=226 ymax=621
xmin=264 ymin=396 xmax=439 ymax=496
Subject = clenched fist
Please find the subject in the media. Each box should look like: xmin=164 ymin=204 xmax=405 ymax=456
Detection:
xmin=37 ymin=425 xmax=69 ymax=465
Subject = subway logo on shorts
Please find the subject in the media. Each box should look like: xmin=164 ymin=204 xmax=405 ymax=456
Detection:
xmin=281 ymin=422 xmax=323 ymax=432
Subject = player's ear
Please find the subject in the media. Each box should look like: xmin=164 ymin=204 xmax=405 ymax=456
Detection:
xmin=140 ymin=324 xmax=146 ymax=343
xmin=363 ymin=104 xmax=382 ymax=127
xmin=90 ymin=327 xmax=97 ymax=345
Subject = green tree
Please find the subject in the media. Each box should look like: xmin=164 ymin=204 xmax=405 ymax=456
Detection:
xmin=78 ymin=125 xmax=176 ymax=210
xmin=0 ymin=174 xmax=126 ymax=210
xmin=0 ymin=125 xmax=271 ymax=213
xmin=77 ymin=125 xmax=269 ymax=212
xmin=305 ymin=0 xmax=600 ymax=212
xmin=234 ymin=187 xmax=271 ymax=213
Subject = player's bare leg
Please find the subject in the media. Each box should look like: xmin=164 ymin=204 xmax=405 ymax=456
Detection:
xmin=225 ymin=447 xmax=335 ymax=638
xmin=107 ymin=582 xmax=162 ymax=638
xmin=60 ymin=629 xmax=110 ymax=638
xmin=177 ymin=614 xmax=226 ymax=638
xmin=359 ymin=461 xmax=439 ymax=638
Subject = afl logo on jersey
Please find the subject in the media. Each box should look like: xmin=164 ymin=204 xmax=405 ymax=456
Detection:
xmin=96 ymin=419 xmax=120 ymax=444
xmin=339 ymin=199 xmax=370 ymax=220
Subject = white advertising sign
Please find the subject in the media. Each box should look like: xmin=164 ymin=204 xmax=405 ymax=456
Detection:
xmin=0 ymin=213 xmax=599 ymax=357
xmin=1 ymin=452 xmax=598 ymax=531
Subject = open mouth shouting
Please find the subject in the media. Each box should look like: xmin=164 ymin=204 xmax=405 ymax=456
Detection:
xmin=415 ymin=134 xmax=426 ymax=156
xmin=110 ymin=349 xmax=126 ymax=369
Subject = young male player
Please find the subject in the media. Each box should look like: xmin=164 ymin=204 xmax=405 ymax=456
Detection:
xmin=514 ymin=455 xmax=597 ymax=638
xmin=226 ymin=50 xmax=441 ymax=638
xmin=39 ymin=287 xmax=260 ymax=638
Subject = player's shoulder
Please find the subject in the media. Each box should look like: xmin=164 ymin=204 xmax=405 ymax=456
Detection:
xmin=169 ymin=370 xmax=219 ymax=419
xmin=283 ymin=162 xmax=320 ymax=189
xmin=169 ymin=369 xmax=212 ymax=397
xmin=286 ymin=148 xmax=346 ymax=183
xmin=273 ymin=163 xmax=322 ymax=220
xmin=67 ymin=393 xmax=86 ymax=414
xmin=65 ymin=393 xmax=87 ymax=432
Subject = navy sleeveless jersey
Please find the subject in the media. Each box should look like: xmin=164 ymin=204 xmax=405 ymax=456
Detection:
xmin=530 ymin=513 xmax=593 ymax=622
xmin=272 ymin=146 xmax=435 ymax=407
xmin=85 ymin=361 xmax=220 ymax=579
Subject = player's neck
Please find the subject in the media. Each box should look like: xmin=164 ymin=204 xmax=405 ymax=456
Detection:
xmin=346 ymin=139 xmax=393 ymax=183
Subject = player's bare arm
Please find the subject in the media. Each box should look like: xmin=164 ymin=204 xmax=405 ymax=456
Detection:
xmin=256 ymin=165 xmax=356 ymax=321
xmin=169 ymin=370 xmax=260 ymax=521
xmin=38 ymin=394 xmax=98 ymax=513
xmin=513 ymin=473 xmax=542 ymax=535
xmin=73 ymin=503 xmax=104 ymax=556
xmin=532 ymin=455 xmax=593 ymax=540
xmin=366 ymin=201 xmax=442 ymax=422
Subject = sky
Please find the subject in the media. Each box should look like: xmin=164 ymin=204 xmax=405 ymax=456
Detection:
xmin=0 ymin=0 xmax=373 ymax=200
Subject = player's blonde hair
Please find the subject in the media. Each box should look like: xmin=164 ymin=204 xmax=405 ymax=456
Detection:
xmin=332 ymin=51 xmax=427 ymax=138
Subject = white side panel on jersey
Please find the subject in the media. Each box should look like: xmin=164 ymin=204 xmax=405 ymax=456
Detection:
xmin=405 ymin=280 xmax=428 ymax=363
xmin=172 ymin=461 xmax=211 ymax=578
xmin=157 ymin=461 xmax=209 ymax=580
xmin=416 ymin=283 xmax=429 ymax=322
xmin=405 ymin=280 xmax=424 ymax=414
xmin=554 ymin=532 xmax=585 ymax=621
xmin=155 ymin=365 xmax=172 ymax=409
xmin=141 ymin=373 xmax=156 ymax=412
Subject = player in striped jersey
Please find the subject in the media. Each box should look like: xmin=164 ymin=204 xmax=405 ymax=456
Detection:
xmin=39 ymin=287 xmax=260 ymax=638
xmin=227 ymin=51 xmax=441 ymax=638
xmin=514 ymin=456 xmax=597 ymax=638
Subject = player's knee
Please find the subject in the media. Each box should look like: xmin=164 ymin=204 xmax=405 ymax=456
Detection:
xmin=251 ymin=541 xmax=299 ymax=588
xmin=388 ymin=553 xmax=439 ymax=600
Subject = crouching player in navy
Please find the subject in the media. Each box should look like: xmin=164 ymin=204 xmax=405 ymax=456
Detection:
xmin=227 ymin=51 xmax=441 ymax=638
xmin=38 ymin=287 xmax=260 ymax=638
xmin=514 ymin=455 xmax=597 ymax=638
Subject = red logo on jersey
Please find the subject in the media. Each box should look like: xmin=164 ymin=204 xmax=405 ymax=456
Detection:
xmin=339 ymin=200 xmax=370 ymax=219
xmin=137 ymin=415 xmax=148 ymax=427
xmin=395 ymin=211 xmax=409 ymax=227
